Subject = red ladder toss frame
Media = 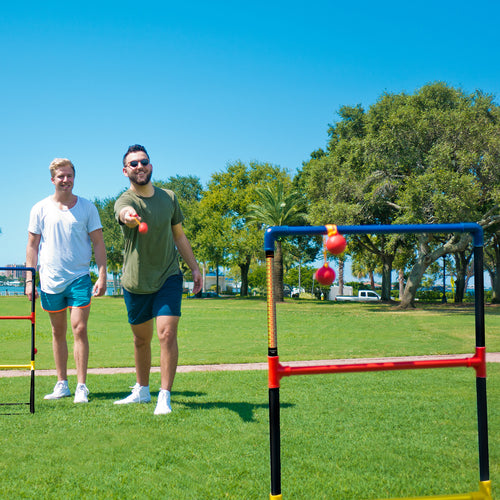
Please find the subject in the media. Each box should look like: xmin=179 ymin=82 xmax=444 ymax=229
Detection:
xmin=0 ymin=267 xmax=37 ymax=414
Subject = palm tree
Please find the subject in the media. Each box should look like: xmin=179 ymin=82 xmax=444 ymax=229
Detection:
xmin=247 ymin=181 xmax=306 ymax=302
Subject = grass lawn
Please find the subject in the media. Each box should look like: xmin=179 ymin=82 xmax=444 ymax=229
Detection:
xmin=1 ymin=367 xmax=498 ymax=499
xmin=1 ymin=296 xmax=500 ymax=369
xmin=0 ymin=296 xmax=499 ymax=498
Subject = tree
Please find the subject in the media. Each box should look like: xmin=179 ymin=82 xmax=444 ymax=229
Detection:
xmin=198 ymin=161 xmax=291 ymax=296
xmin=300 ymin=103 xmax=403 ymax=301
xmin=193 ymin=208 xmax=232 ymax=294
xmin=247 ymin=181 xmax=307 ymax=302
xmin=301 ymin=82 xmax=500 ymax=308
xmin=154 ymin=175 xmax=203 ymax=243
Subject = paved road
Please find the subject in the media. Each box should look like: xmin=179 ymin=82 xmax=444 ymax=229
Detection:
xmin=1 ymin=352 xmax=499 ymax=378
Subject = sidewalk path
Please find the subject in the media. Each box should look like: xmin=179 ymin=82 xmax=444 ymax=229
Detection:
xmin=1 ymin=353 xmax=499 ymax=378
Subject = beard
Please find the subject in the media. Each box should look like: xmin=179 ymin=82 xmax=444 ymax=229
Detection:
xmin=129 ymin=169 xmax=152 ymax=186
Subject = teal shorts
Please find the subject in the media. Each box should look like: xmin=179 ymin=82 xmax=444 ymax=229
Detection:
xmin=40 ymin=275 xmax=92 ymax=313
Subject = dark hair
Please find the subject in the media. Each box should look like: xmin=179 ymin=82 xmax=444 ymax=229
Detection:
xmin=123 ymin=144 xmax=150 ymax=166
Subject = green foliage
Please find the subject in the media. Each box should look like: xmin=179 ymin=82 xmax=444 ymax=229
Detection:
xmin=93 ymin=196 xmax=124 ymax=276
xmin=284 ymin=264 xmax=315 ymax=290
xmin=154 ymin=175 xmax=203 ymax=204
xmin=195 ymin=162 xmax=294 ymax=296
xmin=247 ymin=181 xmax=306 ymax=228
xmin=247 ymin=264 xmax=267 ymax=290
xmin=154 ymin=175 xmax=203 ymax=243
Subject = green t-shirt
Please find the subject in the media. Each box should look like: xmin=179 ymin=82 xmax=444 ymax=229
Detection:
xmin=114 ymin=187 xmax=184 ymax=294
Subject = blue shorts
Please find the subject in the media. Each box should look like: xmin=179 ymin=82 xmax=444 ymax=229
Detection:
xmin=41 ymin=275 xmax=92 ymax=313
xmin=123 ymin=273 xmax=183 ymax=325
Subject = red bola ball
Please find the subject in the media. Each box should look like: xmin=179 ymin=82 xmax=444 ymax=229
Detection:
xmin=326 ymin=234 xmax=347 ymax=255
xmin=315 ymin=264 xmax=336 ymax=286
xmin=138 ymin=222 xmax=148 ymax=234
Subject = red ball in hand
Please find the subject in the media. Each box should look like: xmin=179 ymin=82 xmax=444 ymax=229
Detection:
xmin=326 ymin=234 xmax=347 ymax=255
xmin=315 ymin=264 xmax=336 ymax=286
xmin=138 ymin=222 xmax=148 ymax=234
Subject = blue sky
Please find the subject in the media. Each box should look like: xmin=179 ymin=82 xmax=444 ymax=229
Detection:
xmin=1 ymin=0 xmax=499 ymax=267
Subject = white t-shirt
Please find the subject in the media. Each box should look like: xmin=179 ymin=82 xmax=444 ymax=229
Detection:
xmin=28 ymin=196 xmax=103 ymax=294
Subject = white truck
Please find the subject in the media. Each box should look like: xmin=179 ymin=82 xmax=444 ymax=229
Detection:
xmin=334 ymin=290 xmax=381 ymax=302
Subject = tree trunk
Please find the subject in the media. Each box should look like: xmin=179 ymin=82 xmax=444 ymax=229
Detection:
xmin=453 ymin=250 xmax=472 ymax=303
xmin=400 ymin=233 xmax=471 ymax=309
xmin=338 ymin=256 xmax=345 ymax=295
xmin=112 ymin=272 xmax=119 ymax=295
xmin=398 ymin=269 xmax=405 ymax=300
xmin=381 ymin=255 xmax=393 ymax=301
xmin=487 ymin=237 xmax=500 ymax=303
xmin=490 ymin=268 xmax=500 ymax=303
xmin=239 ymin=255 xmax=251 ymax=297
xmin=298 ymin=257 xmax=302 ymax=290
xmin=400 ymin=236 xmax=442 ymax=309
xmin=274 ymin=241 xmax=284 ymax=302
xmin=369 ymin=271 xmax=375 ymax=290
xmin=400 ymin=259 xmax=429 ymax=309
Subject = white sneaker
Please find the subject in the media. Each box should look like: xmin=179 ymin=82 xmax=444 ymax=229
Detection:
xmin=154 ymin=389 xmax=172 ymax=415
xmin=74 ymin=383 xmax=89 ymax=403
xmin=114 ymin=383 xmax=151 ymax=404
xmin=44 ymin=380 xmax=71 ymax=400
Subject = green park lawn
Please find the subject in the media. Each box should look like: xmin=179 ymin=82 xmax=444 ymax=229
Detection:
xmin=0 ymin=296 xmax=498 ymax=499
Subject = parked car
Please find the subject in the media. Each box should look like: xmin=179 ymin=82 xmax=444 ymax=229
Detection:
xmin=335 ymin=290 xmax=381 ymax=302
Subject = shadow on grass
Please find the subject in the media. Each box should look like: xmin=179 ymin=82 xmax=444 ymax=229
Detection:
xmin=90 ymin=389 xmax=206 ymax=402
xmin=177 ymin=400 xmax=294 ymax=422
xmin=51 ymin=389 xmax=295 ymax=422
xmin=0 ymin=402 xmax=32 ymax=416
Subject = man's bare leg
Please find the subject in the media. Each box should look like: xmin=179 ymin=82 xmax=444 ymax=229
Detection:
xmin=70 ymin=306 xmax=90 ymax=385
xmin=156 ymin=315 xmax=180 ymax=391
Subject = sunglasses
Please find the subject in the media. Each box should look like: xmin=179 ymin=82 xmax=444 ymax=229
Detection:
xmin=128 ymin=158 xmax=150 ymax=168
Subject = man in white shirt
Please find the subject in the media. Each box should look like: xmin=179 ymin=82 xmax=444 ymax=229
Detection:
xmin=26 ymin=158 xmax=107 ymax=403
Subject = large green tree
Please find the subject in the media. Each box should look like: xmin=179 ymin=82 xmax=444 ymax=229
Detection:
xmin=301 ymin=82 xmax=500 ymax=307
xmin=198 ymin=161 xmax=292 ymax=296
xmin=154 ymin=175 xmax=203 ymax=243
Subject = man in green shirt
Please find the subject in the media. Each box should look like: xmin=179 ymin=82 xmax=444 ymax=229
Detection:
xmin=114 ymin=145 xmax=202 ymax=415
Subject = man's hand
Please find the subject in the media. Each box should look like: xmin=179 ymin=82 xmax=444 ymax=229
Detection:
xmin=192 ymin=269 xmax=203 ymax=295
xmin=93 ymin=277 xmax=107 ymax=297
xmin=25 ymin=281 xmax=38 ymax=301
xmin=120 ymin=207 xmax=141 ymax=228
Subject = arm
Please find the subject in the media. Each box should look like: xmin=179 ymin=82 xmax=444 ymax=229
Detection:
xmin=89 ymin=228 xmax=107 ymax=297
xmin=172 ymin=222 xmax=202 ymax=295
xmin=25 ymin=232 xmax=41 ymax=300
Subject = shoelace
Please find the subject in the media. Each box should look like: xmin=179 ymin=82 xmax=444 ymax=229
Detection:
xmin=130 ymin=386 xmax=143 ymax=399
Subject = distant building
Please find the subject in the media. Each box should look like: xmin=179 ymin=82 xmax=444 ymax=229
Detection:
xmin=0 ymin=264 xmax=28 ymax=279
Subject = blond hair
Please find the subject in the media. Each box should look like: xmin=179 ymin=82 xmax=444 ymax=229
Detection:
xmin=49 ymin=158 xmax=75 ymax=178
